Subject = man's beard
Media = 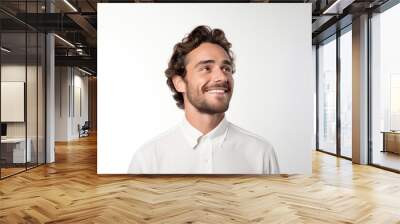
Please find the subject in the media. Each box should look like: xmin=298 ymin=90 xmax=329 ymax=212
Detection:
xmin=185 ymin=82 xmax=232 ymax=114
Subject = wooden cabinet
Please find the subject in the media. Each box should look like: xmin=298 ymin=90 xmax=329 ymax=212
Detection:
xmin=382 ymin=132 xmax=400 ymax=154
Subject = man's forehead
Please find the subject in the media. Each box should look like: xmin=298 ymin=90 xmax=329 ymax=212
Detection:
xmin=185 ymin=43 xmax=231 ymax=65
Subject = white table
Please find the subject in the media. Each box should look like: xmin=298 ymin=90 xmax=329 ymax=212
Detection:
xmin=1 ymin=138 xmax=32 ymax=163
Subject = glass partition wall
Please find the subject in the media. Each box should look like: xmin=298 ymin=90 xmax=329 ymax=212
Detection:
xmin=0 ymin=2 xmax=46 ymax=179
xmin=0 ymin=31 xmax=27 ymax=177
xmin=317 ymin=26 xmax=353 ymax=159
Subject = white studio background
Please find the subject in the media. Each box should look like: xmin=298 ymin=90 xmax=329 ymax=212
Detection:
xmin=98 ymin=3 xmax=313 ymax=174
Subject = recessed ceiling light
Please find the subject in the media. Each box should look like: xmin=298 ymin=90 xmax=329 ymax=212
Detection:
xmin=54 ymin=34 xmax=75 ymax=48
xmin=1 ymin=47 xmax=11 ymax=53
xmin=322 ymin=0 xmax=354 ymax=15
xmin=63 ymin=0 xmax=78 ymax=12
xmin=78 ymin=67 xmax=93 ymax=76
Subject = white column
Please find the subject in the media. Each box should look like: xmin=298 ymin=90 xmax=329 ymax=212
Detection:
xmin=46 ymin=33 xmax=55 ymax=163
xmin=45 ymin=1 xmax=55 ymax=163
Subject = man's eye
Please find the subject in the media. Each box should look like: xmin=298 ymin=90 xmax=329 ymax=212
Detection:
xmin=222 ymin=66 xmax=232 ymax=73
xmin=201 ymin=66 xmax=211 ymax=72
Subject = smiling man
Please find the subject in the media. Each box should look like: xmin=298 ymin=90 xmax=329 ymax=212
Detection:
xmin=128 ymin=25 xmax=279 ymax=174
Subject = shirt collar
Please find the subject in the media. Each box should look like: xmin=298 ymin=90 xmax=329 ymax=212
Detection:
xmin=180 ymin=116 xmax=229 ymax=149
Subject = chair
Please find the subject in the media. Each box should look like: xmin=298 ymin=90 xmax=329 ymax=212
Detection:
xmin=79 ymin=121 xmax=90 ymax=138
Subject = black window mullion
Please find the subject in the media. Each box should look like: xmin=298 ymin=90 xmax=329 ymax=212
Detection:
xmin=24 ymin=0 xmax=28 ymax=171
xmin=367 ymin=11 xmax=373 ymax=165
xmin=336 ymin=30 xmax=341 ymax=157
xmin=36 ymin=0 xmax=39 ymax=167
xmin=316 ymin=44 xmax=319 ymax=151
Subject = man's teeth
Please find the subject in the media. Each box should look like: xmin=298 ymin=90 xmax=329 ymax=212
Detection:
xmin=207 ymin=90 xmax=226 ymax=93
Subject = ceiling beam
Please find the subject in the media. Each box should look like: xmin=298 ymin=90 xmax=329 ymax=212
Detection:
xmin=67 ymin=13 xmax=97 ymax=46
xmin=55 ymin=55 xmax=96 ymax=69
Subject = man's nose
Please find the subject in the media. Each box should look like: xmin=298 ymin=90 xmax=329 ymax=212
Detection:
xmin=212 ymin=67 xmax=229 ymax=82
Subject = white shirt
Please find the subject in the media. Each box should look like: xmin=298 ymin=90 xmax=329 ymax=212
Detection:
xmin=128 ymin=117 xmax=280 ymax=174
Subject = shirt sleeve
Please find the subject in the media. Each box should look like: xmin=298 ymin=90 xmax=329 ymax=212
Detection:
xmin=263 ymin=145 xmax=280 ymax=174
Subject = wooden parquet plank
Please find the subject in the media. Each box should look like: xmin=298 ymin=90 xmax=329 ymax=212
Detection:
xmin=1 ymin=134 xmax=400 ymax=223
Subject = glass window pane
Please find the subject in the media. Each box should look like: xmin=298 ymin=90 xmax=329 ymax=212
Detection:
xmin=27 ymin=31 xmax=38 ymax=169
xmin=22 ymin=0 xmax=40 ymax=170
xmin=340 ymin=29 xmax=352 ymax=158
xmin=318 ymin=37 xmax=337 ymax=154
xmin=371 ymin=3 xmax=400 ymax=171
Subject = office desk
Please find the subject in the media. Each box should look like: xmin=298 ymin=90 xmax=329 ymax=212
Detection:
xmin=381 ymin=131 xmax=400 ymax=154
xmin=1 ymin=138 xmax=32 ymax=163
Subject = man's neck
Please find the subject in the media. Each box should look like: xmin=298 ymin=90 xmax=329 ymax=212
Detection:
xmin=184 ymin=108 xmax=225 ymax=135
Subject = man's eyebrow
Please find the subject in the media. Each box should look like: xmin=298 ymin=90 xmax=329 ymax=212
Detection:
xmin=194 ymin=59 xmax=233 ymax=68
xmin=194 ymin=60 xmax=215 ymax=68
xmin=222 ymin=60 xmax=233 ymax=66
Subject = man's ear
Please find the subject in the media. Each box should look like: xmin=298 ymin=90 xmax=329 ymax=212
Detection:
xmin=172 ymin=75 xmax=186 ymax=93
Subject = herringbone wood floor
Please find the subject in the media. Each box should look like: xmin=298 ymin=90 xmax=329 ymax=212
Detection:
xmin=1 ymin=134 xmax=400 ymax=223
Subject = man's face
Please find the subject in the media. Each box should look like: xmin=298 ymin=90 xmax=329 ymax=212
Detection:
xmin=180 ymin=42 xmax=234 ymax=114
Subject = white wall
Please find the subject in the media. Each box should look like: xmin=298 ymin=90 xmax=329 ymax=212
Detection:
xmin=55 ymin=67 xmax=89 ymax=141
xmin=55 ymin=66 xmax=69 ymax=141
xmin=98 ymin=3 xmax=313 ymax=174
xmin=1 ymin=65 xmax=26 ymax=127
xmin=1 ymin=65 xmax=40 ymax=138
xmin=72 ymin=72 xmax=89 ymax=138
xmin=1 ymin=82 xmax=24 ymax=122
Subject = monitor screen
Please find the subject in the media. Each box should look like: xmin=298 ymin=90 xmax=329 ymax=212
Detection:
xmin=1 ymin=123 xmax=7 ymax=137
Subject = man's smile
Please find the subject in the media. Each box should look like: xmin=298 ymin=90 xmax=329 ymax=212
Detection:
xmin=203 ymin=84 xmax=231 ymax=97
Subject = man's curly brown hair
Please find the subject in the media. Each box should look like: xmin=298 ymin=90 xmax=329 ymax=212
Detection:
xmin=165 ymin=25 xmax=235 ymax=109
